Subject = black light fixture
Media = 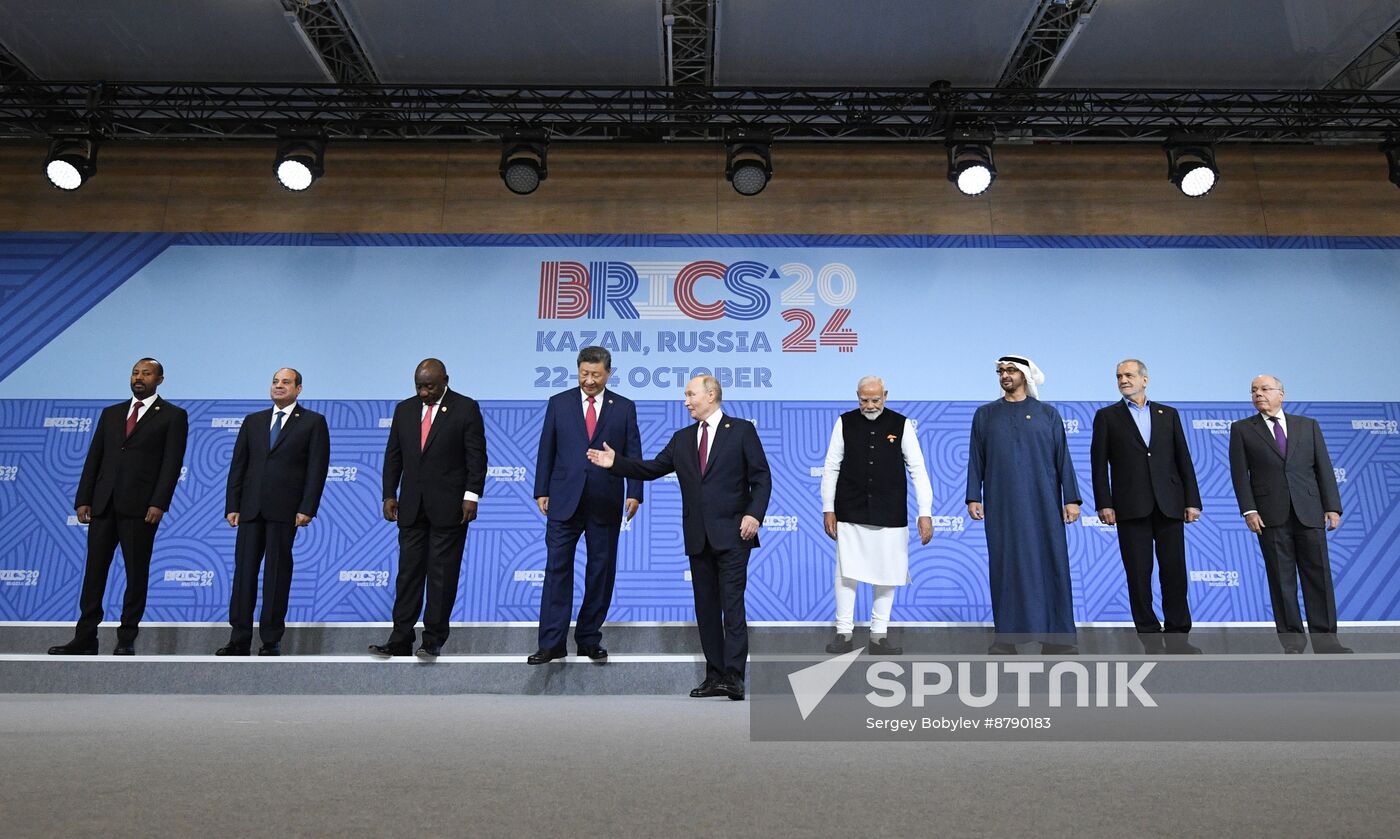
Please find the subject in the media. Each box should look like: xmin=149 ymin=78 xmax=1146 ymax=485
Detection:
xmin=1165 ymin=136 xmax=1218 ymax=198
xmin=44 ymin=136 xmax=99 ymax=191
xmin=946 ymin=129 xmax=996 ymax=197
xmin=499 ymin=132 xmax=549 ymax=195
xmin=725 ymin=130 xmax=772 ymax=196
xmin=274 ymin=135 xmax=326 ymax=192
xmin=1383 ymin=136 xmax=1400 ymax=188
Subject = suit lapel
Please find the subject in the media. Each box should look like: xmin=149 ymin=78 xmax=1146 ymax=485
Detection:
xmin=269 ymin=407 xmax=299 ymax=453
xmin=1114 ymin=401 xmax=1148 ymax=450
xmin=1251 ymin=414 xmax=1286 ymax=460
xmin=701 ymin=417 xmax=730 ymax=480
xmin=422 ymin=392 xmax=451 ymax=453
xmin=126 ymin=396 xmax=161 ymax=440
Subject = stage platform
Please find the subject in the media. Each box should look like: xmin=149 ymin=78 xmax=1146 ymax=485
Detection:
xmin=3 ymin=625 xmax=1399 ymax=697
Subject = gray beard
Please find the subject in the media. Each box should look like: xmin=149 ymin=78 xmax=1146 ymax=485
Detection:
xmin=861 ymin=409 xmax=883 ymax=421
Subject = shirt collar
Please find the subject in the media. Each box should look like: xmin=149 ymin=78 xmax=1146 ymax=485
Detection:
xmin=581 ymin=388 xmax=604 ymax=405
xmin=130 ymin=394 xmax=156 ymax=411
xmin=1123 ymin=397 xmax=1150 ymax=411
xmin=272 ymin=401 xmax=297 ymax=416
xmin=701 ymin=408 xmax=724 ymax=429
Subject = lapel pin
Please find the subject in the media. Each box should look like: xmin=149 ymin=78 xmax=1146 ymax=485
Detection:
xmin=441 ymin=407 xmax=448 ymax=413
xmin=153 ymin=405 xmax=161 ymax=411
xmin=1025 ymin=414 xmax=1032 ymax=420
xmin=1157 ymin=409 xmax=1163 ymax=414
xmin=886 ymin=434 xmax=897 ymax=442
xmin=724 ymin=423 xmax=731 ymax=429
xmin=608 ymin=399 xmax=614 ymax=405
xmin=294 ymin=412 xmax=301 ymax=418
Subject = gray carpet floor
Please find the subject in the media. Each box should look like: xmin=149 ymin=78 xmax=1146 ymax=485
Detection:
xmin=2 ymin=694 xmax=1397 ymax=838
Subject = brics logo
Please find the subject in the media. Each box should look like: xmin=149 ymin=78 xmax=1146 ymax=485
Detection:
xmin=513 ymin=570 xmax=545 ymax=583
xmin=1191 ymin=419 xmax=1231 ymax=434
xmin=1351 ymin=419 xmax=1398 ymax=435
xmin=210 ymin=418 xmax=243 ymax=429
xmin=340 ymin=570 xmax=390 ymax=587
xmin=163 ymin=570 xmax=214 ymax=587
xmin=0 ymin=465 xmax=17 ymax=481
xmin=44 ymin=417 xmax=92 ymax=433
xmin=931 ymin=516 xmax=965 ymax=533
xmin=0 ymin=569 xmax=40 ymax=586
xmin=763 ymin=515 xmax=799 ymax=531
xmin=488 ymin=466 xmax=528 ymax=482
xmin=1190 ymin=569 xmax=1241 ymax=587
xmin=326 ymin=466 xmax=359 ymax=482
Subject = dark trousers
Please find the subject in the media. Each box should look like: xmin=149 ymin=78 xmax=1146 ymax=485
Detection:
xmin=537 ymin=501 xmax=621 ymax=651
xmin=1117 ymin=507 xmax=1191 ymax=633
xmin=387 ymin=513 xmax=469 ymax=650
xmin=228 ymin=518 xmax=296 ymax=646
xmin=689 ymin=540 xmax=750 ymax=683
xmin=75 ymin=513 xmax=157 ymax=646
xmin=1258 ymin=508 xmax=1338 ymax=636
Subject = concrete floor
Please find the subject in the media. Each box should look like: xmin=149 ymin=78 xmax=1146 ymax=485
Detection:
xmin=2 ymin=694 xmax=1398 ymax=838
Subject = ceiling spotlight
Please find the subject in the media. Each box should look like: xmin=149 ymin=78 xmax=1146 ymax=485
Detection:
xmin=1165 ymin=138 xmax=1218 ymax=198
xmin=725 ymin=131 xmax=772 ymax=196
xmin=500 ymin=132 xmax=549 ymax=195
xmin=1383 ymin=137 xmax=1400 ymax=188
xmin=946 ymin=130 xmax=996 ymax=197
xmin=44 ymin=137 xmax=99 ymax=191
xmin=275 ymin=136 xmax=325 ymax=192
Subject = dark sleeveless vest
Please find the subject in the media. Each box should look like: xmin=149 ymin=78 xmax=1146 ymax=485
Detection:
xmin=833 ymin=408 xmax=908 ymax=527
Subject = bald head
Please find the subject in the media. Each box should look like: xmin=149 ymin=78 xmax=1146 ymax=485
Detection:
xmin=415 ymin=358 xmax=449 ymax=406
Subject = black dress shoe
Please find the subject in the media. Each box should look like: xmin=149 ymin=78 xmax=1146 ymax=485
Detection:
xmin=527 ymin=647 xmax=567 ymax=665
xmin=825 ymin=633 xmax=854 ymax=654
xmin=718 ymin=679 xmax=745 ymax=701
xmin=987 ymin=642 xmax=1018 ymax=655
xmin=1282 ymin=645 xmax=1307 ymax=654
xmin=689 ymin=678 xmax=725 ymax=698
xmin=1039 ymin=642 xmax=1078 ymax=655
xmin=416 ymin=645 xmax=441 ymax=660
xmin=368 ymin=644 xmax=411 ymax=658
xmin=112 ymin=645 xmax=136 ymax=656
xmin=1137 ymin=634 xmax=1167 ymax=655
xmin=867 ymin=637 xmax=903 ymax=656
xmin=577 ymin=644 xmax=608 ymax=662
xmin=257 ymin=644 xmax=281 ymax=656
xmin=216 ymin=643 xmax=251 ymax=656
xmin=48 ymin=640 xmax=98 ymax=655
xmin=1313 ymin=642 xmax=1354 ymax=654
xmin=1164 ymin=636 xmax=1203 ymax=655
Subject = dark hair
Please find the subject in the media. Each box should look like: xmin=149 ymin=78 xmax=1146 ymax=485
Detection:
xmin=137 ymin=357 xmax=164 ymax=376
xmin=577 ymin=346 xmax=612 ymax=370
xmin=276 ymin=367 xmax=303 ymax=387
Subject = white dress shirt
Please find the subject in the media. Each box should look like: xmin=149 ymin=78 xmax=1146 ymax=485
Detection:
xmin=270 ymin=401 xmax=297 ymax=430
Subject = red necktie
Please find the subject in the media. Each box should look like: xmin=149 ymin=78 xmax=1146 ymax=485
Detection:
xmin=125 ymin=401 xmax=142 ymax=438
xmin=698 ymin=421 xmax=709 ymax=475
xmin=585 ymin=396 xmax=597 ymax=439
xmin=420 ymin=404 xmax=435 ymax=450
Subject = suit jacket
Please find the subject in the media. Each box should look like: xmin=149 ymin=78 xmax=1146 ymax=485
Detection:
xmin=1090 ymin=400 xmax=1201 ymax=520
xmin=609 ymin=414 xmax=771 ymax=554
xmin=383 ymin=388 xmax=488 ymax=527
xmin=75 ymin=395 xmax=189 ymax=518
xmin=1229 ymin=412 xmax=1341 ymax=528
xmin=225 ymin=405 xmax=331 ymax=523
xmin=533 ymin=388 xmax=642 ymax=522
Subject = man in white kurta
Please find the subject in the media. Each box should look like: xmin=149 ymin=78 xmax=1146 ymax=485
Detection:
xmin=820 ymin=376 xmax=934 ymax=655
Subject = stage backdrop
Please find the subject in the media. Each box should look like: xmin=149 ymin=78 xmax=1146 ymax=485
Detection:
xmin=1 ymin=233 xmax=1397 ymax=624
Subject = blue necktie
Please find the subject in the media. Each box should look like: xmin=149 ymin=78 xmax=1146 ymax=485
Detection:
xmin=270 ymin=410 xmax=286 ymax=446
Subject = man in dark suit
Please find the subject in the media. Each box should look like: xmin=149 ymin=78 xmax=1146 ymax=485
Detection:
xmin=1229 ymin=374 xmax=1349 ymax=654
xmin=370 ymin=358 xmax=488 ymax=660
xmin=49 ymin=358 xmax=188 ymax=656
xmin=217 ymin=368 xmax=330 ymax=656
xmin=587 ymin=375 xmax=770 ymax=700
xmin=529 ymin=347 xmax=642 ymax=665
xmin=1091 ymin=359 xmax=1203 ymax=654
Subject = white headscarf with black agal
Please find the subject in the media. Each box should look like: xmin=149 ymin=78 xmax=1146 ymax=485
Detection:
xmin=997 ymin=354 xmax=1045 ymax=400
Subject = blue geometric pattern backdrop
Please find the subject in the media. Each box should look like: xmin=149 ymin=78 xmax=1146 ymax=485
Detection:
xmin=1 ymin=233 xmax=1398 ymax=623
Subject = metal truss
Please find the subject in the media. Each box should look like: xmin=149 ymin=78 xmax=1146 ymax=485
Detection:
xmin=0 ymin=39 xmax=36 ymax=83
xmin=281 ymin=0 xmax=379 ymax=86
xmin=1327 ymin=15 xmax=1400 ymax=90
xmin=998 ymin=0 xmax=1098 ymax=89
xmin=2 ymin=83 xmax=1400 ymax=143
xmin=664 ymin=0 xmax=713 ymax=87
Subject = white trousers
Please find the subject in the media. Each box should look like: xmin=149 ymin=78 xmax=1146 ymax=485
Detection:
xmin=834 ymin=574 xmax=896 ymax=635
